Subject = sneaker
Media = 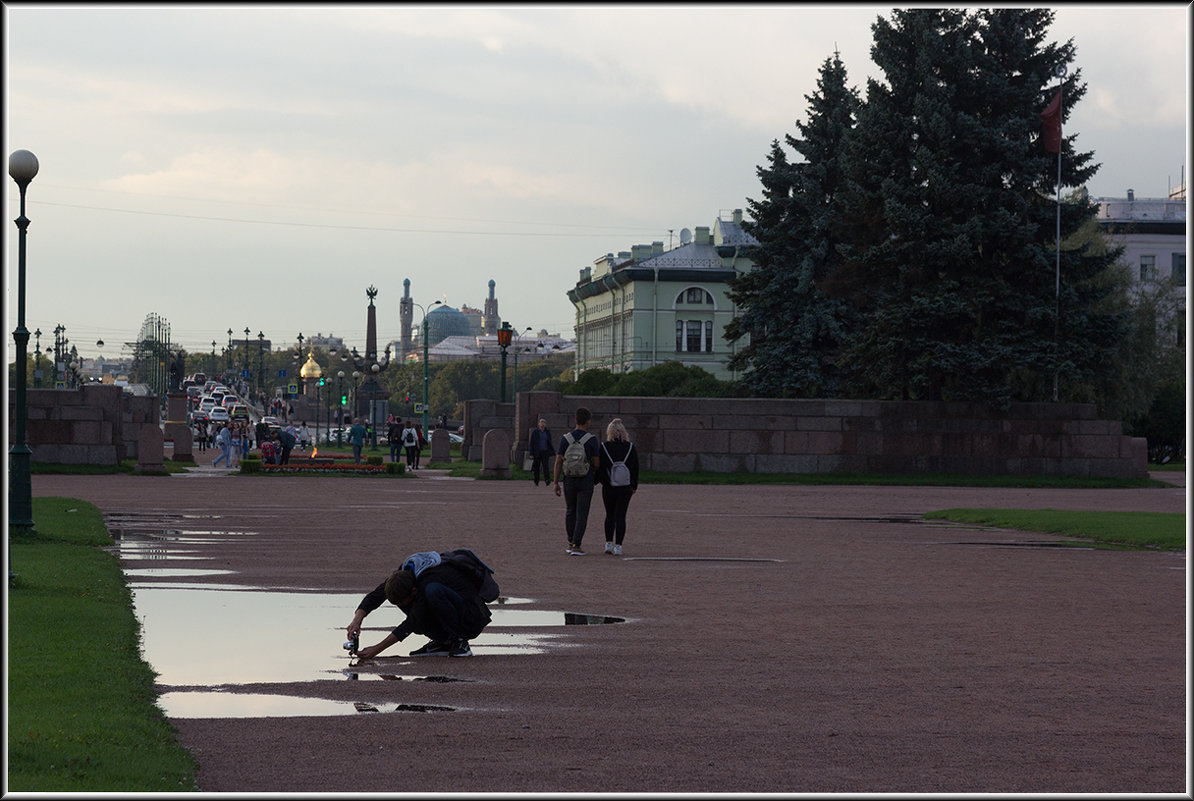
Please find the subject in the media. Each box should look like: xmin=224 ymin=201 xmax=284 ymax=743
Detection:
xmin=566 ymin=542 xmax=575 ymax=554
xmin=604 ymin=541 xmax=615 ymax=554
xmin=409 ymin=640 xmax=452 ymax=657
xmin=613 ymin=544 xmax=623 ymax=556
xmin=448 ymin=639 xmax=472 ymax=658
xmin=569 ymin=544 xmax=585 ymax=555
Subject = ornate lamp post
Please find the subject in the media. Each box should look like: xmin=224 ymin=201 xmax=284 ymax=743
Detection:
xmin=257 ymin=331 xmax=265 ymax=395
xmin=370 ymin=362 xmax=381 ymax=451
xmin=9 ymin=148 xmax=38 ymax=541
xmin=242 ymin=327 xmax=251 ymax=386
xmin=226 ymin=328 xmax=233 ymax=372
xmin=497 ymin=322 xmax=513 ymax=403
xmin=33 ymin=328 xmax=42 ymax=388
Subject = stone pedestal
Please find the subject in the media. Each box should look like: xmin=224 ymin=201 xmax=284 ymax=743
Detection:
xmin=137 ymin=423 xmax=165 ymax=474
xmin=165 ymin=421 xmax=194 ymax=462
xmin=479 ymin=428 xmax=510 ymax=478
xmin=430 ymin=427 xmax=451 ymax=464
xmin=166 ymin=391 xmax=189 ymax=424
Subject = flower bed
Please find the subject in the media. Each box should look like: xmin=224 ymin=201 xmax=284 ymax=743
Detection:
xmin=261 ymin=462 xmax=388 ymax=474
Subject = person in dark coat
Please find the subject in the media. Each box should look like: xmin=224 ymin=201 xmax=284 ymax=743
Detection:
xmin=527 ymin=417 xmax=555 ymax=487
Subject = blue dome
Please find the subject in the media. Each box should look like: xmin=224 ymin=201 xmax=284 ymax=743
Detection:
xmin=425 ymin=306 xmax=472 ymax=344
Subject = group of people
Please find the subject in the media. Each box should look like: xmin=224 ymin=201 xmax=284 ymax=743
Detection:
xmin=532 ymin=407 xmax=639 ymax=557
xmin=386 ymin=416 xmax=427 ymax=470
xmin=204 ymin=419 xmax=311 ymax=468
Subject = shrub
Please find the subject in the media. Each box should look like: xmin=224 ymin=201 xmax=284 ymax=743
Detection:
xmin=366 ymin=455 xmax=383 ymax=466
xmin=385 ymin=462 xmax=405 ymax=475
xmin=240 ymin=458 xmax=263 ymax=474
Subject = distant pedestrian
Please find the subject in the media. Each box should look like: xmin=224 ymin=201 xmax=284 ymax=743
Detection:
xmin=528 ymin=418 xmax=555 ymax=487
xmin=597 ymin=418 xmax=639 ymax=556
xmin=415 ymin=425 xmax=426 ymax=469
xmin=554 ymin=406 xmax=600 ymax=555
xmin=387 ymin=416 xmax=403 ymax=463
xmin=211 ymin=423 xmax=233 ymax=468
xmin=348 ymin=417 xmax=368 ymax=464
xmin=401 ymin=420 xmax=420 ymax=469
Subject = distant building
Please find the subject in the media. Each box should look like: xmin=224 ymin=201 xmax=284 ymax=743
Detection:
xmin=1093 ymin=187 xmax=1186 ymax=343
xmin=566 ymin=208 xmax=758 ymax=381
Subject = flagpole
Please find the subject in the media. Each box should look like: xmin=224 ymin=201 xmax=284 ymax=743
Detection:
xmin=1052 ymin=64 xmax=1066 ymax=402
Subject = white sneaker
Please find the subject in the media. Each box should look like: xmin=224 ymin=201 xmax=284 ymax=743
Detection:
xmin=613 ymin=544 xmax=622 ymax=556
xmin=604 ymin=541 xmax=614 ymax=554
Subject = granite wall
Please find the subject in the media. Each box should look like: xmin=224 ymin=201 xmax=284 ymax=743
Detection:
xmin=461 ymin=392 xmax=1147 ymax=479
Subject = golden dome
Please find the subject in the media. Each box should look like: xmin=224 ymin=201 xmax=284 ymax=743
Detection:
xmin=299 ymin=351 xmax=323 ymax=379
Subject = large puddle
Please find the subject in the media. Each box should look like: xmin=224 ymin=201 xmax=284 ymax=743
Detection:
xmin=130 ymin=584 xmax=625 ymax=718
xmin=108 ymin=512 xmax=628 ymax=718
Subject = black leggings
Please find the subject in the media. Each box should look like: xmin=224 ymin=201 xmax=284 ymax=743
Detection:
xmin=601 ymin=484 xmax=634 ymax=544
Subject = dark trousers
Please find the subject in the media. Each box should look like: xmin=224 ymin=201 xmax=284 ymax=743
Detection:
xmin=602 ymin=484 xmax=634 ymax=544
xmin=390 ymin=443 xmax=401 ymax=462
xmin=562 ymin=475 xmax=595 ymax=546
xmin=421 ymin=582 xmax=486 ymax=643
xmin=531 ymin=453 xmax=551 ymax=484
xmin=405 ymin=445 xmax=418 ymax=467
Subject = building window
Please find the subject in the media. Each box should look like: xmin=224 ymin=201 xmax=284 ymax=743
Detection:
xmin=1140 ymin=255 xmax=1156 ymax=282
xmin=680 ymin=287 xmax=713 ymax=305
xmin=676 ymin=319 xmax=713 ymax=352
xmin=1173 ymin=253 xmax=1186 ymax=286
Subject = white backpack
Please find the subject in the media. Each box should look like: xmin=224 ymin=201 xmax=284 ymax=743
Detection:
xmin=603 ymin=442 xmax=633 ymax=487
xmin=561 ymin=432 xmax=594 ymax=477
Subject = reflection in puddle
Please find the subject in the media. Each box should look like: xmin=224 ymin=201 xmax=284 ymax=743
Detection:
xmin=156 ymin=691 xmax=457 ymax=718
xmin=131 ymin=586 xmax=614 ymax=687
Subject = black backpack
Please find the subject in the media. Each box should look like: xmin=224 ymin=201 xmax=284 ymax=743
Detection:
xmin=442 ymin=548 xmax=500 ymax=602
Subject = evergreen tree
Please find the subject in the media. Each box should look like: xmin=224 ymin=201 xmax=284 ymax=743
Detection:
xmin=832 ymin=8 xmax=1125 ymax=406
xmin=726 ymin=51 xmax=860 ymax=397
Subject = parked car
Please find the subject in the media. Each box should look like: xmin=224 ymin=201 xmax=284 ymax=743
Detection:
xmin=209 ymin=407 xmax=231 ymax=423
xmin=448 ymin=432 xmax=463 ymax=444
xmin=261 ymin=416 xmax=280 ymax=426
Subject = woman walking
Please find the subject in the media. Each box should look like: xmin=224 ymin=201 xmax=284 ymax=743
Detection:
xmin=597 ymin=418 xmax=639 ymax=556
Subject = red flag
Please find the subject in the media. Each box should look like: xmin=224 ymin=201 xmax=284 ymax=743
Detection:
xmin=1040 ymin=90 xmax=1061 ymax=154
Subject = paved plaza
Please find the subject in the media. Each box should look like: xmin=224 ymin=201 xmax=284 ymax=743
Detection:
xmin=31 ymin=451 xmax=1187 ymax=793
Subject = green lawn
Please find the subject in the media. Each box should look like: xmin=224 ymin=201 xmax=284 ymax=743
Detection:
xmin=7 ymin=499 xmax=199 ymax=791
xmin=923 ymin=508 xmax=1186 ymax=551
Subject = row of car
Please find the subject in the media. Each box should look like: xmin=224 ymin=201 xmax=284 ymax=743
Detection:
xmin=188 ymin=380 xmax=249 ymax=425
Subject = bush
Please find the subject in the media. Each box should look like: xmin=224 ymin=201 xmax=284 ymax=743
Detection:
xmin=385 ymin=462 xmax=405 ymax=475
xmin=366 ymin=455 xmax=383 ymax=466
xmin=240 ymin=457 xmax=263 ymax=474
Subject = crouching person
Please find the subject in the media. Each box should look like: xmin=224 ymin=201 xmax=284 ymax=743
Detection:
xmin=347 ymin=549 xmax=498 ymax=659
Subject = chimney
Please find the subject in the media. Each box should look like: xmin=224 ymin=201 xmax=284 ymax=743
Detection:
xmin=631 ymin=244 xmax=652 ymax=261
xmin=732 ymin=208 xmax=743 ymax=225
xmin=651 ymin=241 xmax=664 ymax=256
xmin=695 ymin=226 xmax=711 ymax=245
xmin=1127 ymin=189 xmax=1135 ymax=201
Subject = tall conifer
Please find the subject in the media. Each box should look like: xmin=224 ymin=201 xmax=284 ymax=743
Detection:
xmin=726 ymin=51 xmax=859 ymax=396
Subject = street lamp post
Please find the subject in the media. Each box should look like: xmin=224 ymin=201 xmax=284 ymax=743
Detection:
xmin=242 ymin=327 xmax=250 ymax=389
xmin=227 ymin=328 xmax=233 ymax=372
xmin=33 ymin=328 xmax=42 ymax=388
xmin=257 ymin=331 xmax=265 ymax=395
xmin=512 ymin=326 xmax=532 ymax=399
xmin=370 ymin=362 xmax=381 ymax=450
xmin=414 ymin=300 xmax=442 ymax=438
xmin=9 ymin=148 xmax=39 ymax=545
xmin=336 ymin=370 xmax=345 ymax=444
xmin=497 ymin=322 xmax=513 ymax=403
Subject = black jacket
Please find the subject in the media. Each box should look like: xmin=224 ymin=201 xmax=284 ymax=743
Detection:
xmin=358 ymin=561 xmax=491 ymax=641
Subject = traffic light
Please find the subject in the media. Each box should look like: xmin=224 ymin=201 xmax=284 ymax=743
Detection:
xmin=319 ymin=378 xmax=325 ymax=386
xmin=404 ymin=394 xmax=410 ymax=403
xmin=340 ymin=394 xmax=348 ymax=406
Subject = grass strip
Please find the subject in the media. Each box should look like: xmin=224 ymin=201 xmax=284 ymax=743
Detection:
xmin=7 ymin=498 xmax=199 ymax=791
xmin=923 ymin=508 xmax=1186 ymax=551
xmin=443 ymin=460 xmax=1168 ymax=489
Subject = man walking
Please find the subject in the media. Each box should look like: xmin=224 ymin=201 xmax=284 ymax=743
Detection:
xmin=553 ymin=406 xmax=600 ymax=555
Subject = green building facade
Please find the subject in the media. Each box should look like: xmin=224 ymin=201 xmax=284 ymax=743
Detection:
xmin=567 ymin=209 xmax=758 ymax=381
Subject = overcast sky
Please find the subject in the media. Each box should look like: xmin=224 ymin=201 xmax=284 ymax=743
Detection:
xmin=4 ymin=4 xmax=1187 ymax=361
